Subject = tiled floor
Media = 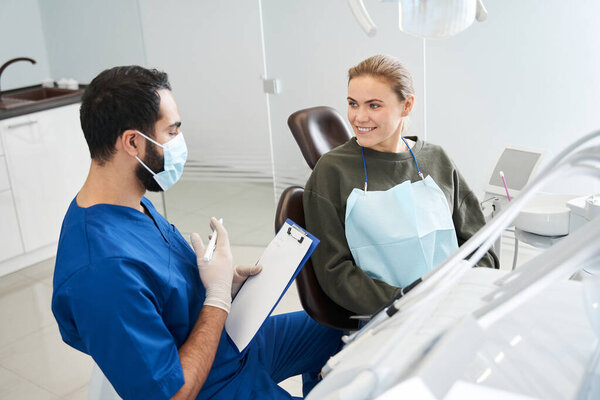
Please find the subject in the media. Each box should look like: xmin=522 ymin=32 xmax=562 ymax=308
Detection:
xmin=0 ymin=179 xmax=538 ymax=399
xmin=153 ymin=179 xmax=278 ymax=247
xmin=0 ymin=258 xmax=92 ymax=399
xmin=0 ymin=179 xmax=303 ymax=399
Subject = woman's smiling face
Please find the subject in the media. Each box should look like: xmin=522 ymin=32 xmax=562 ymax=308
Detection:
xmin=347 ymin=75 xmax=413 ymax=153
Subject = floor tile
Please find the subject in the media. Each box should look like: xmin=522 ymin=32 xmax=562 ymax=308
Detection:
xmin=0 ymin=324 xmax=93 ymax=397
xmin=0 ymin=365 xmax=59 ymax=400
xmin=233 ymin=220 xmax=275 ymax=247
xmin=168 ymin=210 xmax=212 ymax=238
xmin=63 ymin=384 xmax=88 ymax=400
xmin=0 ymin=271 xmax=35 ymax=295
xmin=0 ymin=280 xmax=54 ymax=348
xmin=165 ymin=179 xmax=256 ymax=214
xmin=40 ymin=275 xmax=53 ymax=288
xmin=172 ymin=209 xmax=274 ymax=247
xmin=164 ymin=179 xmax=277 ymax=247
xmin=278 ymin=375 xmax=302 ymax=397
xmin=231 ymin=246 xmax=265 ymax=267
xmin=196 ymin=200 xmax=273 ymax=233
xmin=18 ymin=257 xmax=55 ymax=281
xmin=143 ymin=191 xmax=166 ymax=217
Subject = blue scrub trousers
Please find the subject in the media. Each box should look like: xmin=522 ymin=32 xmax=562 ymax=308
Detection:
xmin=238 ymin=311 xmax=342 ymax=399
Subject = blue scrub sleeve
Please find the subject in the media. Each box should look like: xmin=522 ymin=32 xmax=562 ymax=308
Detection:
xmin=55 ymin=258 xmax=185 ymax=400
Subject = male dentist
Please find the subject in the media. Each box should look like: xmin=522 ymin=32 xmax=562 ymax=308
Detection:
xmin=52 ymin=66 xmax=340 ymax=400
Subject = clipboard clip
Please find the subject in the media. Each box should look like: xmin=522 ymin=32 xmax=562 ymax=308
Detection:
xmin=287 ymin=224 xmax=307 ymax=244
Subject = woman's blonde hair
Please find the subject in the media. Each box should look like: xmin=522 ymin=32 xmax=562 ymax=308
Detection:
xmin=348 ymin=54 xmax=414 ymax=102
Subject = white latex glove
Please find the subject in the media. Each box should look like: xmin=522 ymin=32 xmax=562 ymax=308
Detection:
xmin=231 ymin=264 xmax=263 ymax=298
xmin=190 ymin=218 xmax=234 ymax=313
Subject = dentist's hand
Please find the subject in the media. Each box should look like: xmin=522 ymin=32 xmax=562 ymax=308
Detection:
xmin=190 ymin=218 xmax=234 ymax=313
xmin=231 ymin=264 xmax=263 ymax=298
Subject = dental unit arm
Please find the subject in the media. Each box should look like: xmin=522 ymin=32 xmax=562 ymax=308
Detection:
xmin=309 ymin=129 xmax=600 ymax=400
xmin=346 ymin=129 xmax=600 ymax=344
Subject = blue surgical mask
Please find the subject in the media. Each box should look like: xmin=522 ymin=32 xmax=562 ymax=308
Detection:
xmin=135 ymin=130 xmax=188 ymax=191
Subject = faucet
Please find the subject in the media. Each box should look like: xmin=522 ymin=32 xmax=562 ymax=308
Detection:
xmin=0 ymin=57 xmax=37 ymax=96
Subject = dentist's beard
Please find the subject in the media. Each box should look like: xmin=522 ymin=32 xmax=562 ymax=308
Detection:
xmin=135 ymin=142 xmax=164 ymax=192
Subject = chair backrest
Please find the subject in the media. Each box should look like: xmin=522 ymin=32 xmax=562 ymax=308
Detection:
xmin=287 ymin=106 xmax=353 ymax=170
xmin=275 ymin=186 xmax=359 ymax=331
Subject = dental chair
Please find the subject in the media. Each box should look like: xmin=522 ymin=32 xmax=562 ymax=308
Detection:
xmin=274 ymin=106 xmax=358 ymax=330
xmin=287 ymin=106 xmax=353 ymax=169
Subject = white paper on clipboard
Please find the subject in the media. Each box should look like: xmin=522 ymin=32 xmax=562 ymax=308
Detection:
xmin=225 ymin=221 xmax=312 ymax=351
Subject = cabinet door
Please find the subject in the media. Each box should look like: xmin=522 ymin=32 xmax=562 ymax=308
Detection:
xmin=1 ymin=105 xmax=90 ymax=252
xmin=0 ymin=190 xmax=24 ymax=262
xmin=0 ymin=156 xmax=10 ymax=192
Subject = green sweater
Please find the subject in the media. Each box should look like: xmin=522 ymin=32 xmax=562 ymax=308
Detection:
xmin=303 ymin=137 xmax=499 ymax=315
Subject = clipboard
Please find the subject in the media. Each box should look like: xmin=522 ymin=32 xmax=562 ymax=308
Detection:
xmin=225 ymin=219 xmax=319 ymax=352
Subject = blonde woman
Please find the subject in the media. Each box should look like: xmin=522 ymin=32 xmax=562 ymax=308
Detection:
xmin=303 ymin=55 xmax=498 ymax=316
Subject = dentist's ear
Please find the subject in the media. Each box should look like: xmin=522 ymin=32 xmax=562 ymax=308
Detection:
xmin=121 ymin=129 xmax=142 ymax=157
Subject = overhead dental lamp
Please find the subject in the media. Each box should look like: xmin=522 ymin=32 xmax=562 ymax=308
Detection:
xmin=348 ymin=0 xmax=488 ymax=39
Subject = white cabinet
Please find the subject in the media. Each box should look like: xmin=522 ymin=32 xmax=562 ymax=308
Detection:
xmin=0 ymin=104 xmax=89 ymax=274
xmin=0 ymin=155 xmax=10 ymax=192
xmin=0 ymin=190 xmax=23 ymax=263
xmin=0 ymin=139 xmax=22 ymax=264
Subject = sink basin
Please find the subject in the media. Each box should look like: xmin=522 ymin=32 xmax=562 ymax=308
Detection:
xmin=0 ymin=87 xmax=83 ymax=110
xmin=514 ymin=193 xmax=578 ymax=236
xmin=6 ymin=87 xmax=80 ymax=101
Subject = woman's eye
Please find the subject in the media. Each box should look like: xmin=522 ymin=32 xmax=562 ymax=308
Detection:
xmin=369 ymin=103 xmax=380 ymax=109
xmin=348 ymin=102 xmax=357 ymax=107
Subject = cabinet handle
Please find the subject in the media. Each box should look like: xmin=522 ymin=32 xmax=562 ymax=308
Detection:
xmin=7 ymin=120 xmax=38 ymax=129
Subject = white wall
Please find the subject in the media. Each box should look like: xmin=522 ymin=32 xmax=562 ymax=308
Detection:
xmin=37 ymin=0 xmax=146 ymax=84
xmin=426 ymin=0 xmax=600 ymax=197
xmin=4 ymin=1 xmax=600 ymax=198
xmin=8 ymin=0 xmax=273 ymax=182
xmin=262 ymin=0 xmax=424 ymax=192
xmin=138 ymin=0 xmax=273 ymax=180
xmin=263 ymin=0 xmax=600 ymax=197
xmin=0 ymin=0 xmax=50 ymax=91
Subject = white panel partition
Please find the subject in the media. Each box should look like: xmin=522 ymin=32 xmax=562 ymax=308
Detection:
xmin=138 ymin=0 xmax=274 ymax=184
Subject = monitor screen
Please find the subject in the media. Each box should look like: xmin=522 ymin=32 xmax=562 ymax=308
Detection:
xmin=489 ymin=148 xmax=542 ymax=191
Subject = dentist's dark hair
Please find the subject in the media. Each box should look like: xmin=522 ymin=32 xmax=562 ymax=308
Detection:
xmin=80 ymin=65 xmax=171 ymax=164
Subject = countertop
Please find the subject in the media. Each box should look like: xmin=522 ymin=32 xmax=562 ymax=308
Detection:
xmin=0 ymin=84 xmax=85 ymax=121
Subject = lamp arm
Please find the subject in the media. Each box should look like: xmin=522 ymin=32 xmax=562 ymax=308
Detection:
xmin=476 ymin=0 xmax=488 ymax=22
xmin=347 ymin=0 xmax=377 ymax=37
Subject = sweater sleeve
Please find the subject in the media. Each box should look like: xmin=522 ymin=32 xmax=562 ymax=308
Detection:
xmin=303 ymin=188 xmax=402 ymax=315
xmin=451 ymin=169 xmax=500 ymax=269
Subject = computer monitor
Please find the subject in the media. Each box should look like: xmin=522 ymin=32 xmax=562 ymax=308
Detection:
xmin=485 ymin=146 xmax=544 ymax=198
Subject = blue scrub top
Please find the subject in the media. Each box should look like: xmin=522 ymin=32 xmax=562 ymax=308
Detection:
xmin=52 ymin=197 xmax=243 ymax=400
